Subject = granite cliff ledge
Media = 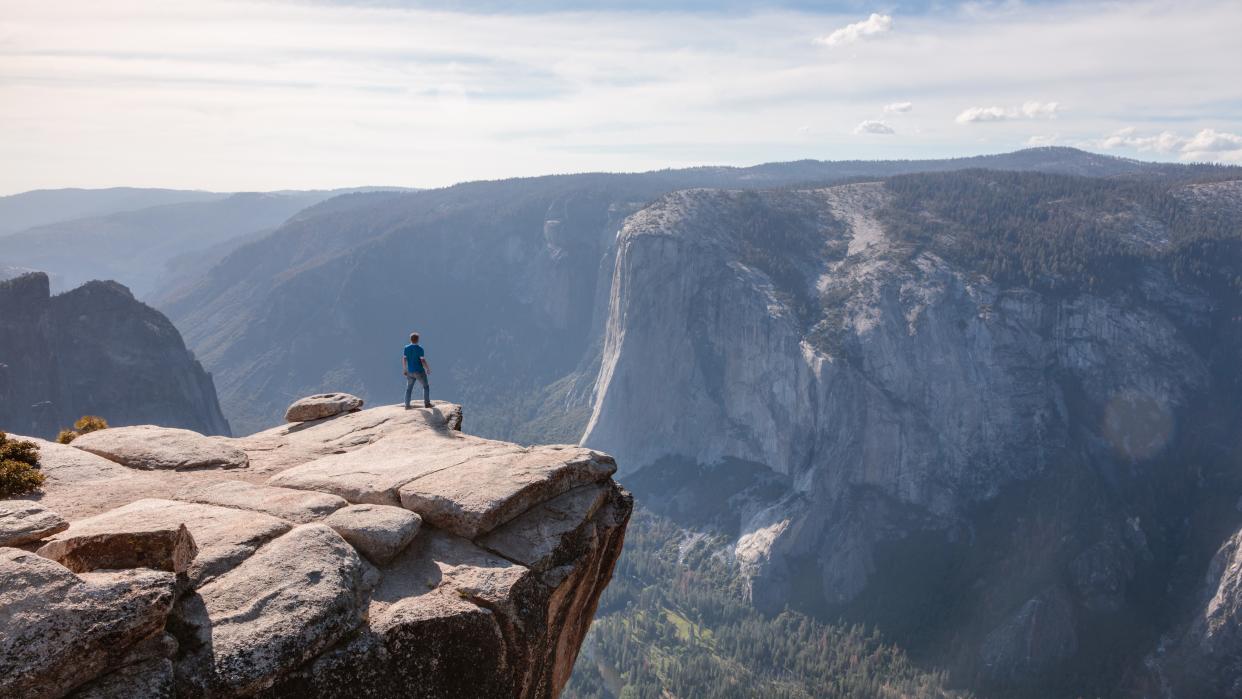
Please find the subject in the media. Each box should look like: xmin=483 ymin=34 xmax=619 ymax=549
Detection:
xmin=0 ymin=399 xmax=632 ymax=698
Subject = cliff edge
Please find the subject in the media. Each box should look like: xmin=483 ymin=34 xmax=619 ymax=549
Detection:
xmin=0 ymin=398 xmax=632 ymax=698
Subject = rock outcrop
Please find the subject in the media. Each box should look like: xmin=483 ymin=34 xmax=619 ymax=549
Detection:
xmin=0 ymin=273 xmax=230 ymax=438
xmin=0 ymin=399 xmax=631 ymax=698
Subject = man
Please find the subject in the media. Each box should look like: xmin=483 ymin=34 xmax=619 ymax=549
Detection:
xmin=403 ymin=332 xmax=431 ymax=409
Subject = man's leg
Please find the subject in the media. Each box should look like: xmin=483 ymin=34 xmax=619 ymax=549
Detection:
xmin=419 ymin=373 xmax=431 ymax=407
xmin=404 ymin=374 xmax=414 ymax=407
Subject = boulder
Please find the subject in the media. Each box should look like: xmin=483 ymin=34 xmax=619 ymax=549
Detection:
xmin=174 ymin=480 xmax=348 ymax=524
xmin=37 ymin=521 xmax=197 ymax=575
xmin=71 ymin=425 xmax=248 ymax=471
xmin=0 ymin=500 xmax=69 ymax=546
xmin=324 ymin=503 xmax=422 ymax=565
xmin=0 ymin=548 xmax=177 ymax=699
xmin=284 ymin=393 xmax=365 ymax=422
xmin=173 ymin=524 xmax=368 ymax=696
xmin=38 ymin=498 xmax=290 ymax=586
xmin=397 ymin=446 xmax=617 ymax=539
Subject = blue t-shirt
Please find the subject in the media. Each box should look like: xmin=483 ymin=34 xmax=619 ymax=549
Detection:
xmin=403 ymin=343 xmax=425 ymax=374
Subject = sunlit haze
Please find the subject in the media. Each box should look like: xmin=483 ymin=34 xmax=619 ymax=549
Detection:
xmin=2 ymin=0 xmax=1241 ymax=193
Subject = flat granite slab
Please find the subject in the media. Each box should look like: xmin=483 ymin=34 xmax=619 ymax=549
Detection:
xmin=398 ymin=446 xmax=617 ymax=539
xmin=175 ymin=480 xmax=348 ymax=524
xmin=267 ymin=433 xmax=522 ymax=508
xmin=39 ymin=498 xmax=291 ymax=586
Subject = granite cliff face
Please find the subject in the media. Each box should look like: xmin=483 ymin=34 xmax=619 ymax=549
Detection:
xmin=0 ymin=399 xmax=631 ymax=698
xmin=0 ymin=273 xmax=230 ymax=438
xmin=582 ymin=177 xmax=1242 ymax=695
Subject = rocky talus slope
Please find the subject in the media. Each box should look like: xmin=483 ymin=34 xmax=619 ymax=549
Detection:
xmin=0 ymin=272 xmax=230 ymax=438
xmin=0 ymin=399 xmax=631 ymax=698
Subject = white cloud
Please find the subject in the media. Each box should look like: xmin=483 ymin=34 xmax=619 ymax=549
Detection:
xmin=956 ymin=101 xmax=1060 ymax=124
xmin=1100 ymin=127 xmax=1184 ymax=153
xmin=883 ymin=101 xmax=913 ymax=113
xmin=1098 ymin=127 xmax=1242 ymax=161
xmin=1182 ymin=128 xmax=1242 ymax=153
xmin=854 ymin=119 xmax=895 ymax=135
xmin=815 ymin=13 xmax=893 ymax=47
xmin=1026 ymin=133 xmax=1059 ymax=146
xmin=1021 ymin=101 xmax=1060 ymax=118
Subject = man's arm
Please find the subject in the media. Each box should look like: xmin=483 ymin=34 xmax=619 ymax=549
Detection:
xmin=403 ymin=354 xmax=409 ymax=375
xmin=420 ymin=356 xmax=430 ymax=375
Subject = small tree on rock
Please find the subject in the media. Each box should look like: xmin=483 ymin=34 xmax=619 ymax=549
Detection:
xmin=0 ymin=431 xmax=45 ymax=497
xmin=56 ymin=415 xmax=108 ymax=444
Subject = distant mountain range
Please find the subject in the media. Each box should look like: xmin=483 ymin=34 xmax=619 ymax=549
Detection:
xmin=0 ymin=186 xmax=413 ymax=297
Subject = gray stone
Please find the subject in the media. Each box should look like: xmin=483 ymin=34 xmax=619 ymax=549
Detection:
xmin=284 ymin=393 xmax=364 ymax=422
xmin=37 ymin=521 xmax=198 ymax=575
xmin=397 ymin=445 xmax=617 ymax=539
xmin=0 ymin=548 xmax=177 ymax=699
xmin=324 ymin=503 xmax=422 ymax=565
xmin=174 ymin=479 xmax=347 ymax=524
xmin=72 ymin=425 xmax=248 ymax=471
xmin=70 ymin=658 xmax=175 ymax=699
xmin=38 ymin=498 xmax=290 ymax=586
xmin=0 ymin=500 xmax=68 ymax=546
xmin=174 ymin=524 xmax=368 ymax=696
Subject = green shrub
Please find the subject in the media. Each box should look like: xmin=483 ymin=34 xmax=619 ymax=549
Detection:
xmin=56 ymin=415 xmax=108 ymax=444
xmin=0 ymin=431 xmax=45 ymax=497
xmin=74 ymin=415 xmax=108 ymax=434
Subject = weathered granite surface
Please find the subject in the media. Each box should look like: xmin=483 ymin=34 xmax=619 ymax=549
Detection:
xmin=1 ymin=399 xmax=630 ymax=698
xmin=0 ymin=500 xmax=68 ymax=546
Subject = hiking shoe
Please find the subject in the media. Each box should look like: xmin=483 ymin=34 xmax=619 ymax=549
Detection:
xmin=423 ymin=402 xmax=433 ymax=408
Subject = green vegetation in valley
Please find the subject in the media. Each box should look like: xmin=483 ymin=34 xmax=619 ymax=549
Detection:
xmin=564 ymin=509 xmax=965 ymax=699
xmin=0 ymin=431 xmax=45 ymax=497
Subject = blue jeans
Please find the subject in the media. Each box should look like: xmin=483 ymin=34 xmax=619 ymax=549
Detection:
xmin=405 ymin=372 xmax=430 ymax=406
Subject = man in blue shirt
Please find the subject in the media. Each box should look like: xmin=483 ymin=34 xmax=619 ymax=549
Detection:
xmin=403 ymin=332 xmax=431 ymax=409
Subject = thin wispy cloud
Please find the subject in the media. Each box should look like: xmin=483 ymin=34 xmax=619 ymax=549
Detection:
xmin=815 ymin=13 xmax=893 ymax=47
xmin=883 ymin=101 xmax=913 ymax=113
xmin=854 ymin=119 xmax=895 ymax=135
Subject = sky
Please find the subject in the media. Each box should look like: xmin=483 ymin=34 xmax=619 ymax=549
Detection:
xmin=1 ymin=0 xmax=1241 ymax=194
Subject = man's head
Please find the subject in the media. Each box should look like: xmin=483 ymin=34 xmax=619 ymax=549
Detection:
xmin=410 ymin=332 xmax=420 ymax=344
